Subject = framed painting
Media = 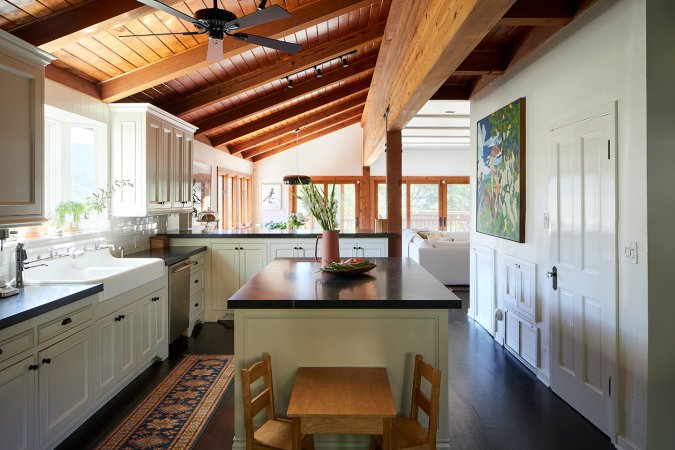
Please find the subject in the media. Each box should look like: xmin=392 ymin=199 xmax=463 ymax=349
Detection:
xmin=261 ymin=183 xmax=282 ymax=210
xmin=476 ymin=98 xmax=526 ymax=242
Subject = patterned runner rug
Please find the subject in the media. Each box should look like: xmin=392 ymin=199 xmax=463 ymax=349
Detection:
xmin=97 ymin=355 xmax=234 ymax=449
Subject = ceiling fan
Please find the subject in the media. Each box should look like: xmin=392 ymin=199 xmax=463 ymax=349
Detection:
xmin=120 ymin=0 xmax=302 ymax=61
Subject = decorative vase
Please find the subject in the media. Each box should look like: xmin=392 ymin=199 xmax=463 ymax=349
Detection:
xmin=315 ymin=230 xmax=340 ymax=267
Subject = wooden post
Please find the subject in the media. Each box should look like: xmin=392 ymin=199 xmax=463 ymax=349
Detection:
xmin=359 ymin=166 xmax=372 ymax=230
xmin=386 ymin=130 xmax=402 ymax=256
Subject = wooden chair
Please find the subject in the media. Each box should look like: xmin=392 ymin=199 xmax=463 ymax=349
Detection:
xmin=370 ymin=355 xmax=441 ymax=450
xmin=241 ymin=353 xmax=314 ymax=450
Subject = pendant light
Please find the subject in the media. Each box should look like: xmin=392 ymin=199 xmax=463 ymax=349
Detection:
xmin=283 ymin=128 xmax=312 ymax=185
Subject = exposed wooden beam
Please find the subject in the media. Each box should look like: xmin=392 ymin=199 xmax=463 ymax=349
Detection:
xmin=240 ymin=104 xmax=366 ymax=158
xmin=210 ymin=79 xmax=371 ymax=146
xmin=455 ymin=50 xmax=507 ymax=75
xmin=430 ymin=84 xmax=471 ymax=100
xmin=499 ymin=0 xmax=575 ymax=26
xmin=362 ymin=0 xmax=516 ymax=166
xmin=45 ymin=64 xmax=101 ymax=99
xmin=252 ymin=116 xmax=362 ymax=162
xmin=163 ymin=23 xmax=385 ymax=116
xmin=98 ymin=0 xmax=375 ymax=103
xmin=10 ymin=0 xmax=151 ymax=48
xmin=193 ymin=54 xmax=377 ymax=135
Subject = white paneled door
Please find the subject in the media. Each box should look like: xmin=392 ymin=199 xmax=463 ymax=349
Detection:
xmin=549 ymin=105 xmax=617 ymax=438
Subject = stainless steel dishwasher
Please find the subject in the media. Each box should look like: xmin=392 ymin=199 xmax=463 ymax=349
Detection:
xmin=168 ymin=259 xmax=198 ymax=342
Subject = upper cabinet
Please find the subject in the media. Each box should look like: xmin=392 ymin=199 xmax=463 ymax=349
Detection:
xmin=109 ymin=104 xmax=197 ymax=216
xmin=0 ymin=30 xmax=54 ymax=227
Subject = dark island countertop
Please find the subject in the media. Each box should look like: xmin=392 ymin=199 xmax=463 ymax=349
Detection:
xmin=161 ymin=228 xmax=390 ymax=239
xmin=126 ymin=246 xmax=207 ymax=266
xmin=229 ymin=258 xmax=461 ymax=308
xmin=0 ymin=284 xmax=103 ymax=331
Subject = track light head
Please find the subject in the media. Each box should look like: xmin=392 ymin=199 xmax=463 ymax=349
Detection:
xmin=257 ymin=0 xmax=268 ymax=10
xmin=314 ymin=67 xmax=322 ymax=78
xmin=286 ymin=77 xmax=293 ymax=89
xmin=341 ymin=57 xmax=349 ymax=67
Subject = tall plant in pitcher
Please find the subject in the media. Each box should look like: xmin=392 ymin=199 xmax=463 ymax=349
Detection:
xmin=296 ymin=181 xmax=340 ymax=267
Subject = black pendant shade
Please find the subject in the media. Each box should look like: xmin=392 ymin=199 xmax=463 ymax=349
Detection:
xmin=283 ymin=175 xmax=312 ymax=185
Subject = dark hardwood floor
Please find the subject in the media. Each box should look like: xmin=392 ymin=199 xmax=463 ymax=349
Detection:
xmin=59 ymin=301 xmax=614 ymax=450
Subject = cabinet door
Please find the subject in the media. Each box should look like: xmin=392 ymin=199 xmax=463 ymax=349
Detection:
xmin=152 ymin=292 xmax=168 ymax=351
xmin=117 ymin=303 xmax=137 ymax=380
xmin=39 ymin=328 xmax=93 ymax=447
xmin=239 ymin=244 xmax=267 ymax=286
xmin=153 ymin=122 xmax=172 ymax=210
xmin=172 ymin=128 xmax=185 ymax=209
xmin=183 ymin=133 xmax=193 ymax=206
xmin=137 ymin=295 xmax=154 ymax=363
xmin=211 ymin=244 xmax=240 ymax=311
xmin=93 ymin=312 xmax=117 ymax=398
xmin=0 ymin=54 xmax=45 ymax=225
xmin=358 ymin=242 xmax=387 ymax=258
xmin=0 ymin=356 xmax=36 ymax=450
xmin=269 ymin=242 xmax=297 ymax=259
xmin=146 ymin=116 xmax=162 ymax=210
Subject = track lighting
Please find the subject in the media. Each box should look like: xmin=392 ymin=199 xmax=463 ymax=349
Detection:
xmin=257 ymin=0 xmax=268 ymax=10
xmin=314 ymin=67 xmax=322 ymax=78
xmin=341 ymin=57 xmax=349 ymax=67
xmin=286 ymin=76 xmax=293 ymax=89
xmin=278 ymin=50 xmax=358 ymax=86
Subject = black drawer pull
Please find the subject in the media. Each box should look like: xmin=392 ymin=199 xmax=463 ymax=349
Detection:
xmin=42 ymin=358 xmax=51 ymax=364
xmin=194 ymin=279 xmax=199 ymax=284
xmin=61 ymin=317 xmax=72 ymax=326
xmin=194 ymin=303 xmax=199 ymax=307
xmin=29 ymin=364 xmax=38 ymax=371
xmin=114 ymin=316 xmax=120 ymax=321
xmin=120 ymin=314 xmax=125 ymax=320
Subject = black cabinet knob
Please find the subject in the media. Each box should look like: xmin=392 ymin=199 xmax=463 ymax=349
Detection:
xmin=61 ymin=317 xmax=72 ymax=326
xmin=28 ymin=364 xmax=38 ymax=371
xmin=194 ymin=279 xmax=199 ymax=284
xmin=42 ymin=358 xmax=51 ymax=364
xmin=194 ymin=303 xmax=199 ymax=307
xmin=120 ymin=314 xmax=125 ymax=320
xmin=0 ymin=348 xmax=3 ymax=355
xmin=114 ymin=316 xmax=120 ymax=321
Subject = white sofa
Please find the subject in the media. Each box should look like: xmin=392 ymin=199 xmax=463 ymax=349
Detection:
xmin=404 ymin=230 xmax=470 ymax=286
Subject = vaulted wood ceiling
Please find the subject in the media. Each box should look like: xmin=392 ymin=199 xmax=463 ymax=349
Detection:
xmin=1 ymin=0 xmax=597 ymax=162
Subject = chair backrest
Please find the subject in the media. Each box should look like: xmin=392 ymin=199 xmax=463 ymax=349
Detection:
xmin=410 ymin=354 xmax=441 ymax=445
xmin=241 ymin=353 xmax=277 ymax=447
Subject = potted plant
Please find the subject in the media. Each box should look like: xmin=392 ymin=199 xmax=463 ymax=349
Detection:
xmin=55 ymin=200 xmax=85 ymax=232
xmin=296 ymin=181 xmax=339 ymax=266
xmin=83 ymin=179 xmax=133 ymax=229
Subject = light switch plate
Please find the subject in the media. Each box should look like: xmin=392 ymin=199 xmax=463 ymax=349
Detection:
xmin=623 ymin=241 xmax=637 ymax=264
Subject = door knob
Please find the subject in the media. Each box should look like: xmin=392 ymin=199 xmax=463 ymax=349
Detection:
xmin=547 ymin=266 xmax=558 ymax=291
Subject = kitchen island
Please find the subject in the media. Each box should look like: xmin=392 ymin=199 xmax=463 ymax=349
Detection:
xmin=230 ymin=258 xmax=460 ymax=450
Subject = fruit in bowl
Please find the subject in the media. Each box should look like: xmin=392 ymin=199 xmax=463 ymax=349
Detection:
xmin=320 ymin=258 xmax=377 ymax=275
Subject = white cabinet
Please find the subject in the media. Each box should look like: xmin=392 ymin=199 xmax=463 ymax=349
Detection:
xmin=110 ymin=103 xmax=197 ymax=216
xmin=0 ymin=30 xmax=54 ymax=226
xmin=0 ymin=356 xmax=36 ymax=450
xmin=270 ymin=238 xmax=388 ymax=260
xmin=188 ymin=254 xmax=205 ymax=336
xmin=269 ymin=240 xmax=315 ymax=259
xmin=94 ymin=303 xmax=138 ymax=399
xmin=503 ymin=255 xmax=536 ymax=321
xmin=340 ymin=238 xmax=388 ymax=258
xmin=137 ymin=290 xmax=167 ymax=361
xmin=38 ymin=327 xmax=94 ymax=447
xmin=152 ymin=291 xmax=168 ymax=351
xmin=212 ymin=243 xmax=267 ymax=310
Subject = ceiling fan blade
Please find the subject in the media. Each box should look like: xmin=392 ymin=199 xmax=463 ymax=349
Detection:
xmin=119 ymin=31 xmax=206 ymax=37
xmin=231 ymin=33 xmax=302 ymax=54
xmin=224 ymin=5 xmax=290 ymax=31
xmin=136 ymin=0 xmax=201 ymax=26
xmin=206 ymin=37 xmax=224 ymax=62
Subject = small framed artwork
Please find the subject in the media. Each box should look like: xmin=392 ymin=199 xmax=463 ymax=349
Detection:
xmin=476 ymin=98 xmax=526 ymax=242
xmin=261 ymin=183 xmax=282 ymax=210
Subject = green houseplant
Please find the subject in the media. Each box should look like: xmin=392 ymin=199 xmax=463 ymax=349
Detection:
xmin=296 ymin=181 xmax=340 ymax=266
xmin=55 ymin=201 xmax=85 ymax=232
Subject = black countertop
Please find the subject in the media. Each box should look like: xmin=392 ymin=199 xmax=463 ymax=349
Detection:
xmin=161 ymin=228 xmax=390 ymax=239
xmin=0 ymin=284 xmax=103 ymax=331
xmin=125 ymin=246 xmax=207 ymax=266
xmin=229 ymin=258 xmax=461 ymax=308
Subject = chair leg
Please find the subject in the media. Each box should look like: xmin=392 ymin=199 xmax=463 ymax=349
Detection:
xmin=302 ymin=434 xmax=315 ymax=450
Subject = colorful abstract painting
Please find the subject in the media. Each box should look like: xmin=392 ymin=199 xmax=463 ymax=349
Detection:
xmin=476 ymin=98 xmax=526 ymax=242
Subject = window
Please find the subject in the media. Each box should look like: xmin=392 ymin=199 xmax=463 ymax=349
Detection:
xmin=44 ymin=106 xmax=107 ymax=226
xmin=291 ymin=178 xmax=360 ymax=231
xmin=218 ymin=171 xmax=252 ymax=229
xmin=374 ymin=177 xmax=470 ymax=231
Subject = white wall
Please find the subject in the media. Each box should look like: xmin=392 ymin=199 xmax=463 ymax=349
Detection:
xmin=469 ymin=0 xmax=646 ymax=448
xmin=370 ymin=146 xmax=471 ymax=177
xmin=252 ymin=123 xmax=363 ymax=224
xmin=45 ymin=79 xmax=110 ymax=124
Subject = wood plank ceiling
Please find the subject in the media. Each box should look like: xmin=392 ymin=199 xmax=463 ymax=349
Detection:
xmin=1 ymin=0 xmax=596 ymax=162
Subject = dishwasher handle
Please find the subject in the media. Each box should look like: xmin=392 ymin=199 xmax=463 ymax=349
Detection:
xmin=172 ymin=260 xmax=198 ymax=273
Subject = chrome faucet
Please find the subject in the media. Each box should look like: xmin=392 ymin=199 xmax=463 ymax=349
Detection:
xmin=14 ymin=243 xmax=48 ymax=288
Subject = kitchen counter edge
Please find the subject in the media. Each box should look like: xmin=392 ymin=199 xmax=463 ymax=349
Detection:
xmin=125 ymin=246 xmax=207 ymax=266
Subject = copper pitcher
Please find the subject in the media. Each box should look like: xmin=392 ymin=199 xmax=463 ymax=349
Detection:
xmin=315 ymin=230 xmax=340 ymax=267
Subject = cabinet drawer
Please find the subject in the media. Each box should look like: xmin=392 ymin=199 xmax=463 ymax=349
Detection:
xmin=190 ymin=290 xmax=204 ymax=319
xmin=190 ymin=267 xmax=204 ymax=296
xmin=38 ymin=305 xmax=93 ymax=344
xmin=0 ymin=329 xmax=34 ymax=364
xmin=191 ymin=254 xmax=204 ymax=269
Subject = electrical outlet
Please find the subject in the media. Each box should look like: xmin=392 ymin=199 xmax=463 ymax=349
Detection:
xmin=623 ymin=241 xmax=637 ymax=264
